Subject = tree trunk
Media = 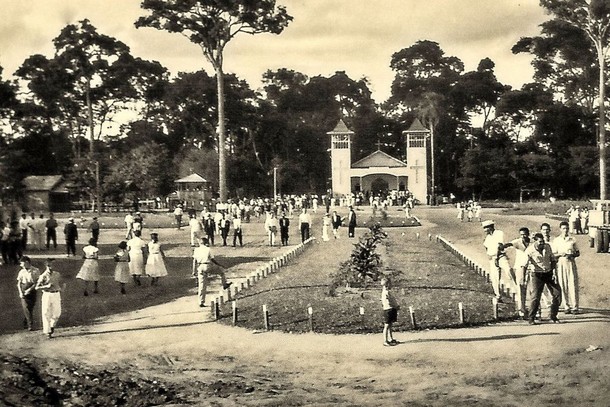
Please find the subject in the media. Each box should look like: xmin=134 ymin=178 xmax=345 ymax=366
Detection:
xmin=216 ymin=68 xmax=227 ymax=202
xmin=599 ymin=43 xmax=607 ymax=200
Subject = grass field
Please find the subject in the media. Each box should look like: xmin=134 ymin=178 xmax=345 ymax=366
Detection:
xmin=218 ymin=228 xmax=516 ymax=333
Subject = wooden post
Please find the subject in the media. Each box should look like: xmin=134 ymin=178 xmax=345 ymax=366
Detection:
xmin=232 ymin=300 xmax=238 ymax=326
xmin=416 ymin=232 xmax=420 ymax=240
xmin=492 ymin=298 xmax=498 ymax=320
xmin=307 ymin=305 xmax=314 ymax=332
xmin=359 ymin=306 xmax=365 ymax=326
xmin=226 ymin=288 xmax=232 ymax=301
xmin=213 ymin=300 xmax=220 ymax=320
xmin=219 ymin=295 xmax=224 ymax=306
xmin=458 ymin=302 xmax=465 ymax=324
xmin=409 ymin=306 xmax=417 ymax=329
xmin=240 ymin=282 xmax=246 ymax=291
xmin=263 ymin=304 xmax=270 ymax=331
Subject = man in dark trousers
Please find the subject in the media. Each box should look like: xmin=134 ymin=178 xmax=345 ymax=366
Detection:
xmin=88 ymin=216 xmax=100 ymax=245
xmin=45 ymin=213 xmax=58 ymax=250
xmin=279 ymin=212 xmax=290 ymax=246
xmin=331 ymin=210 xmax=342 ymax=239
xmin=63 ymin=217 xmax=78 ymax=257
xmin=203 ymin=213 xmax=216 ymax=246
xmin=347 ymin=206 xmax=357 ymax=238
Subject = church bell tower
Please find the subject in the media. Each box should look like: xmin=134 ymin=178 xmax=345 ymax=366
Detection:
xmin=402 ymin=118 xmax=430 ymax=203
xmin=327 ymin=119 xmax=353 ymax=197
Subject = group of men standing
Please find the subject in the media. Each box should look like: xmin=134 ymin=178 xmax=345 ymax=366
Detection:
xmin=483 ymin=219 xmax=579 ymax=324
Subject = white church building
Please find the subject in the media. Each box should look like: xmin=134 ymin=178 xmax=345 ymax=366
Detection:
xmin=328 ymin=118 xmax=430 ymax=203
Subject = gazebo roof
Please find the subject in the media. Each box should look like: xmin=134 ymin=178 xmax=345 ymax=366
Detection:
xmin=174 ymin=173 xmax=209 ymax=184
xmin=327 ymin=119 xmax=354 ymax=135
xmin=22 ymin=175 xmax=63 ymax=191
xmin=352 ymin=150 xmax=407 ymax=168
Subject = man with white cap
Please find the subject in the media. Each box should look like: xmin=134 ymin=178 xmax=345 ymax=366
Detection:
xmin=482 ymin=220 xmax=515 ymax=301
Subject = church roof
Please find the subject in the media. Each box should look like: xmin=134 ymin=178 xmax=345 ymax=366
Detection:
xmin=22 ymin=175 xmax=63 ymax=191
xmin=352 ymin=150 xmax=407 ymax=168
xmin=405 ymin=118 xmax=429 ymax=133
xmin=175 ymin=173 xmax=209 ymax=183
xmin=327 ymin=119 xmax=354 ymax=135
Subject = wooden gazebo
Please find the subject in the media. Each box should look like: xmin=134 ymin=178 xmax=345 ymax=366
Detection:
xmin=173 ymin=173 xmax=211 ymax=209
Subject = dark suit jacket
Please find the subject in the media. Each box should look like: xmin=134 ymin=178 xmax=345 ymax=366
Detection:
xmin=332 ymin=215 xmax=342 ymax=228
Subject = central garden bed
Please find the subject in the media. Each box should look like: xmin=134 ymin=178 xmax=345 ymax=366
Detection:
xmin=219 ymin=227 xmax=516 ymax=333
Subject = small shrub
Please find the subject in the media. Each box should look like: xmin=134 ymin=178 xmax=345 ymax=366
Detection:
xmin=328 ymin=223 xmax=389 ymax=295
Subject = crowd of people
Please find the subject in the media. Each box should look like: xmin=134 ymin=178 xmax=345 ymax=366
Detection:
xmin=482 ymin=219 xmax=580 ymax=324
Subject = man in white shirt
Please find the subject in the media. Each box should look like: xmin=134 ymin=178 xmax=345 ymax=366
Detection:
xmin=552 ymin=221 xmax=580 ymax=314
xmin=193 ymin=237 xmax=231 ymax=307
xmin=299 ymin=208 xmax=312 ymax=242
xmin=124 ymin=212 xmax=135 ymax=240
xmin=189 ymin=213 xmax=203 ymax=247
xmin=482 ymin=220 xmax=516 ymax=301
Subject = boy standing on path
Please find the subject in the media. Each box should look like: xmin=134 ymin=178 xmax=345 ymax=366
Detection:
xmin=381 ymin=276 xmax=399 ymax=346
xmin=16 ymin=256 xmax=41 ymax=330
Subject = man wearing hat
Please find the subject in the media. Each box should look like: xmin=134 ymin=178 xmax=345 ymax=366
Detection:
xmin=482 ymin=220 xmax=515 ymax=301
xmin=63 ymin=218 xmax=78 ymax=257
xmin=88 ymin=216 xmax=100 ymax=246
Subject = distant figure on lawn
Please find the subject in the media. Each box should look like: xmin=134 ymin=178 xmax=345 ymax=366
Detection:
xmin=381 ymin=276 xmax=399 ymax=347
xmin=232 ymin=214 xmax=243 ymax=247
xmin=124 ymin=212 xmax=135 ymax=240
xmin=88 ymin=216 xmax=100 ymax=246
xmin=64 ymin=217 xmax=78 ymax=257
xmin=299 ymin=208 xmax=312 ymax=242
xmin=347 ymin=206 xmax=357 ymax=238
xmin=482 ymin=220 xmax=516 ymax=302
xmin=189 ymin=213 xmax=203 ymax=247
xmin=279 ymin=212 xmax=290 ymax=246
xmin=35 ymin=258 xmax=64 ymax=339
xmin=45 ymin=213 xmax=58 ymax=250
xmin=265 ymin=212 xmax=279 ymax=246
xmin=113 ymin=241 xmax=130 ymax=295
xmin=174 ymin=205 xmax=184 ymax=230
xmin=322 ymin=213 xmax=330 ymax=242
xmin=127 ymin=230 xmax=147 ymax=286
xmin=145 ymin=233 xmax=167 ymax=286
xmin=203 ymin=213 xmax=216 ymax=246
xmin=76 ymin=238 xmax=100 ymax=296
xmin=331 ymin=210 xmax=342 ymax=239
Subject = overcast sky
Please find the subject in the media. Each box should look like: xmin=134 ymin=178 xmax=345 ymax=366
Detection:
xmin=0 ymin=0 xmax=549 ymax=102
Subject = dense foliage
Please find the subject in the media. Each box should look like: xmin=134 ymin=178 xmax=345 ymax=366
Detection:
xmin=0 ymin=1 xmax=608 ymax=205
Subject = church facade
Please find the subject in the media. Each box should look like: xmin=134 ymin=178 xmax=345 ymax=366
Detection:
xmin=328 ymin=119 xmax=430 ymax=203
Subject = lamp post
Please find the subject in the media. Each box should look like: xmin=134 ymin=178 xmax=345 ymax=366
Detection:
xmin=273 ymin=166 xmax=278 ymax=199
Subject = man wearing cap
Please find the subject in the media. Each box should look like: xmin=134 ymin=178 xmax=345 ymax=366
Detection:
xmin=63 ymin=218 xmax=78 ymax=257
xmin=347 ymin=206 xmax=357 ymax=238
xmin=88 ymin=216 xmax=100 ymax=245
xmin=482 ymin=220 xmax=515 ymax=301
xmin=193 ymin=237 xmax=231 ymax=307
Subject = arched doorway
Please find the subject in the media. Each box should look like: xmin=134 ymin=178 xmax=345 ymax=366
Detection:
xmin=371 ymin=178 xmax=389 ymax=196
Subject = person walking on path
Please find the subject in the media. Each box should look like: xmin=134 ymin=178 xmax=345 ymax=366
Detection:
xmin=45 ymin=213 xmax=58 ymax=250
xmin=299 ymin=208 xmax=312 ymax=242
xmin=145 ymin=233 xmax=167 ymax=286
xmin=331 ymin=210 xmax=342 ymax=239
xmin=232 ymin=214 xmax=243 ymax=247
xmin=552 ymin=221 xmax=580 ymax=314
xmin=124 ymin=212 xmax=135 ymax=240
xmin=127 ymin=230 xmax=147 ymax=286
xmin=219 ymin=213 xmax=231 ymax=246
xmin=16 ymin=256 xmax=41 ymax=330
xmin=19 ymin=213 xmax=29 ymax=251
xmin=75 ymin=238 xmax=100 ymax=296
xmin=64 ymin=217 xmax=78 ymax=257
xmin=279 ymin=212 xmax=290 ymax=246
xmin=482 ymin=220 xmax=516 ymax=301
xmin=525 ymin=233 xmax=562 ymax=324
xmin=347 ymin=206 xmax=357 ymax=238
xmin=88 ymin=216 xmax=100 ymax=246
xmin=35 ymin=258 xmax=64 ymax=339
xmin=32 ymin=214 xmax=45 ymax=250
xmin=173 ymin=205 xmax=184 ymax=230
xmin=193 ymin=237 xmax=231 ymax=307
xmin=189 ymin=213 xmax=203 ymax=247
xmin=381 ymin=276 xmax=400 ymax=347
xmin=203 ymin=213 xmax=216 ymax=246
xmin=113 ymin=241 xmax=130 ymax=295
xmin=265 ymin=212 xmax=279 ymax=246
xmin=503 ymin=227 xmax=531 ymax=318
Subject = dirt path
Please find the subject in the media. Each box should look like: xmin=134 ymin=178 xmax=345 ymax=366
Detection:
xmin=2 ymin=207 xmax=609 ymax=406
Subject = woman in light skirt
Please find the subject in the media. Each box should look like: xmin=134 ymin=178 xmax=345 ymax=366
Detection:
xmin=114 ymin=241 xmax=130 ymax=294
xmin=145 ymin=233 xmax=167 ymax=286
xmin=76 ymin=238 xmax=99 ymax=296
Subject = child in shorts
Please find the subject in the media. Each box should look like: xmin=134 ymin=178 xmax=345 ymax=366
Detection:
xmin=381 ymin=276 xmax=399 ymax=346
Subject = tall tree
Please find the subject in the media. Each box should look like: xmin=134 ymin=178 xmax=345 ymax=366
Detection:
xmin=539 ymin=0 xmax=610 ymax=199
xmin=136 ymin=0 xmax=292 ymax=201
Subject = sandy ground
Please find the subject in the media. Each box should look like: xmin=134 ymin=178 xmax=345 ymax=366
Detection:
xmin=2 ymin=207 xmax=610 ymax=406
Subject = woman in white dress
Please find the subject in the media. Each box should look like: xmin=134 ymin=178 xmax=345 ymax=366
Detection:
xmin=322 ymin=214 xmax=330 ymax=242
xmin=114 ymin=241 xmax=130 ymax=294
xmin=127 ymin=230 xmax=146 ymax=286
xmin=145 ymin=232 xmax=167 ymax=286
xmin=76 ymin=238 xmax=100 ymax=296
